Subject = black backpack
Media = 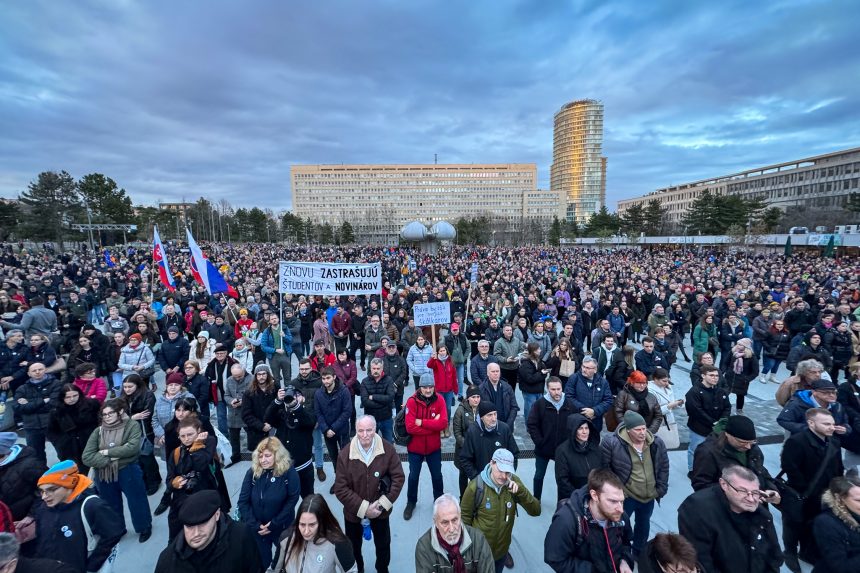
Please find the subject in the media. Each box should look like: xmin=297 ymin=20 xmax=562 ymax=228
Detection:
xmin=393 ymin=407 xmax=412 ymax=446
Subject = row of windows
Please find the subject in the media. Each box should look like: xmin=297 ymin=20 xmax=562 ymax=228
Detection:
xmin=294 ymin=171 xmax=535 ymax=179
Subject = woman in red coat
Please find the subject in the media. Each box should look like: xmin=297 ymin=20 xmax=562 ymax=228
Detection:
xmin=427 ymin=345 xmax=457 ymax=436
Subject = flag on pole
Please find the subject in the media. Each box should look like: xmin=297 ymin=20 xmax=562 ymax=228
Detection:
xmin=103 ymin=250 xmax=117 ymax=268
xmin=153 ymin=226 xmax=176 ymax=292
xmin=186 ymin=228 xmax=239 ymax=298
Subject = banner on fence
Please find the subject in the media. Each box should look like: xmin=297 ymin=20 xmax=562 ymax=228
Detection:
xmin=278 ymin=261 xmax=382 ymax=295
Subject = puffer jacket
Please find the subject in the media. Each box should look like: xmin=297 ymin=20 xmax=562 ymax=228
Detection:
xmin=614 ymin=384 xmax=664 ymax=435
xmin=461 ymin=468 xmax=541 ymax=560
xmin=763 ymin=328 xmax=792 ymax=361
xmin=406 ymin=342 xmax=433 ymax=377
xmin=563 ymin=371 xmax=613 ymax=431
xmin=812 ymin=490 xmax=860 ymax=573
xmin=554 ymin=414 xmax=603 ymax=501
xmin=13 ymin=375 xmax=63 ymax=430
xmin=405 ymin=392 xmax=448 ymax=456
xmin=452 ymin=401 xmax=479 ymax=470
xmin=684 ymin=384 xmax=732 ymax=437
xmin=777 ymin=389 xmax=852 ymax=435
xmin=117 ymin=343 xmax=156 ymax=378
xmin=600 ymin=426 xmax=669 ymax=501
xmin=152 ymin=390 xmax=192 ymax=440
xmin=314 ymin=380 xmax=352 ymax=437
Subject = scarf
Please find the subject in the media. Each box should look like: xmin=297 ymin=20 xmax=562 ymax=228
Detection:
xmin=626 ymin=385 xmax=651 ymax=420
xmin=733 ymin=348 xmax=745 ymax=375
xmin=435 ymin=527 xmax=466 ymax=573
xmin=98 ymin=413 xmax=128 ymax=483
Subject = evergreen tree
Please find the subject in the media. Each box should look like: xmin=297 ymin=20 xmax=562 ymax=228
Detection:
xmin=548 ymin=217 xmax=562 ymax=246
xmin=339 ymin=221 xmax=355 ymax=244
xmin=77 ymin=174 xmax=134 ymax=223
xmin=620 ymin=204 xmax=646 ymax=235
xmin=18 ymin=170 xmax=81 ymax=248
xmin=0 ymin=201 xmax=20 ymax=241
xmin=643 ymin=199 xmax=667 ymax=235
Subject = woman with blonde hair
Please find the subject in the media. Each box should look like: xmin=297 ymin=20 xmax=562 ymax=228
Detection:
xmin=271 ymin=494 xmax=357 ymax=573
xmin=238 ymin=437 xmax=301 ymax=567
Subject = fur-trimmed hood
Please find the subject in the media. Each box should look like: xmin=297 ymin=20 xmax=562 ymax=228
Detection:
xmin=822 ymin=489 xmax=860 ymax=531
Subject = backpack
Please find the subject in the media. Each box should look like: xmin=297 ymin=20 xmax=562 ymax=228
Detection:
xmin=471 ymin=478 xmax=485 ymax=520
xmin=393 ymin=407 xmax=412 ymax=446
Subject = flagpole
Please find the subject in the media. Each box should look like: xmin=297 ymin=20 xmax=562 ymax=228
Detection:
xmin=149 ymin=224 xmax=156 ymax=306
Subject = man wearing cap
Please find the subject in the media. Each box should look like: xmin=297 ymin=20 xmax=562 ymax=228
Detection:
xmin=403 ymin=373 xmax=448 ymax=521
xmin=469 ymin=340 xmax=498 ymax=389
xmin=0 ymin=432 xmax=46 ymax=522
xmin=678 ymin=466 xmax=783 ymax=573
xmin=382 ymin=339 xmax=408 ymax=414
xmin=158 ymin=325 xmax=190 ymax=376
xmin=690 ymin=415 xmax=779 ymax=493
xmin=34 ymin=460 xmax=124 ymax=573
xmin=600 ymin=410 xmax=669 ymax=558
xmin=780 ymin=408 xmax=845 ymax=570
xmin=334 ymin=415 xmax=404 ymax=573
xmin=461 ymin=448 xmax=540 ymax=572
xmin=415 ymin=493 xmax=495 ymax=573
xmin=155 ymin=489 xmax=261 ymax=573
xmin=260 ymin=313 xmax=293 ymax=387
xmin=205 ymin=343 xmax=238 ymax=437
xmin=460 ymin=401 xmax=518 ymax=484
xmin=777 ymin=377 xmax=852 ymax=436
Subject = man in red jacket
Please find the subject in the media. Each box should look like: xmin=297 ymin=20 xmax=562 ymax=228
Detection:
xmin=403 ymin=374 xmax=448 ymax=521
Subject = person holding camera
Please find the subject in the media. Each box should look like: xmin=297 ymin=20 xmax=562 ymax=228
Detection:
xmin=265 ymin=380 xmax=317 ymax=497
xmin=242 ymin=364 xmax=279 ymax=452
xmin=333 ymin=415 xmax=405 ymax=573
xmin=164 ymin=416 xmax=219 ymax=540
xmin=224 ymin=363 xmax=252 ymax=467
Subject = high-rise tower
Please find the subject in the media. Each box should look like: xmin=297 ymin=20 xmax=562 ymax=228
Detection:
xmin=550 ymin=99 xmax=606 ymax=224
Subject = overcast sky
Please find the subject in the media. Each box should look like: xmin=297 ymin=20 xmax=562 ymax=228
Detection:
xmin=1 ymin=0 xmax=858 ymax=211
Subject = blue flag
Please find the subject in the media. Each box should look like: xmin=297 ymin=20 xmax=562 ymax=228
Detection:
xmin=104 ymin=250 xmax=117 ymax=268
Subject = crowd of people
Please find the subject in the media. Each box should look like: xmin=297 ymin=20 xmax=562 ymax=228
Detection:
xmin=0 ymin=241 xmax=859 ymax=573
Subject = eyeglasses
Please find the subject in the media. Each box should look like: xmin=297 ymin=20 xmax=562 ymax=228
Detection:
xmin=723 ymin=480 xmax=763 ymax=499
xmin=102 ymin=410 xmax=117 ymax=418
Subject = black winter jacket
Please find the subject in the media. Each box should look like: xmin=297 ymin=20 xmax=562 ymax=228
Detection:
xmin=155 ymin=515 xmax=262 ymax=573
xmin=763 ymin=329 xmax=792 ymax=361
xmin=690 ymin=433 xmax=775 ymax=491
xmin=837 ymin=379 xmax=860 ymax=453
xmin=684 ymin=384 xmax=731 ymax=437
xmin=47 ymin=399 xmax=100 ymax=466
xmin=0 ymin=445 xmax=46 ymax=520
xmin=382 ymin=353 xmax=409 ymax=393
xmin=812 ymin=490 xmax=860 ymax=573
xmin=678 ymin=485 xmax=782 ymax=573
xmin=265 ymin=400 xmax=316 ymax=468
xmin=554 ymin=414 xmax=603 ymax=501
xmin=13 ymin=375 xmax=62 ymax=430
xmin=781 ymin=429 xmax=844 ymax=519
xmin=459 ymin=419 xmax=518 ymax=480
xmin=360 ymin=373 xmax=395 ymax=421
xmin=527 ymin=395 xmax=576 ymax=459
xmin=478 ymin=380 xmax=519 ymax=428
xmin=544 ymin=485 xmax=634 ymax=573
xmin=157 ymin=336 xmax=189 ymax=370
xmin=241 ymin=386 xmax=278 ymax=445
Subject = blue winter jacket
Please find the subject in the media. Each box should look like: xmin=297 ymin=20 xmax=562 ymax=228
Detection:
xmin=776 ymin=390 xmax=852 ymax=435
xmin=314 ymin=380 xmax=353 ymax=437
xmin=564 ymin=372 xmax=613 ymax=431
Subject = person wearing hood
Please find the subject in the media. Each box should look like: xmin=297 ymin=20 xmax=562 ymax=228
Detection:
xmin=13 ymin=362 xmax=62 ymax=463
xmin=34 ymin=460 xmax=124 ymax=573
xmin=554 ymin=413 xmax=603 ymax=503
xmin=812 ymin=475 xmax=860 ymax=573
xmin=453 ymin=386 xmax=482 ymax=495
xmin=787 ymin=332 xmax=833 ymax=375
xmin=0 ymin=432 xmax=46 ymax=522
xmin=600 ymin=411 xmax=670 ymax=558
xmin=189 ymin=330 xmax=217 ymax=374
xmin=527 ymin=376 xmax=576 ymax=501
xmin=459 ymin=401 xmax=519 ymax=484
xmin=403 ymin=373 xmax=448 ymax=521
xmin=461 ymin=448 xmax=541 ymax=572
xmin=777 ymin=377 xmax=852 ymax=435
xmin=724 ymin=337 xmax=759 ymax=415
xmin=564 ymin=357 xmax=613 ymax=432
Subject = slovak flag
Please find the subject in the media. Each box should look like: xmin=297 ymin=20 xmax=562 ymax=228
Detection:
xmin=152 ymin=226 xmax=175 ymax=292
xmin=186 ymin=228 xmax=239 ymax=298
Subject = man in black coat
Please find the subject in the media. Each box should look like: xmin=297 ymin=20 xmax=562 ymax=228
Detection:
xmin=690 ymin=415 xmax=777 ymax=492
xmin=381 ymin=341 xmax=408 ymax=413
xmin=459 ymin=401 xmax=518 ymax=481
xmin=359 ymin=358 xmax=396 ymax=443
xmin=265 ymin=386 xmax=316 ymax=498
xmin=155 ymin=490 xmax=261 ymax=573
xmin=0 ymin=533 xmax=78 ymax=573
xmin=157 ymin=326 xmax=190 ymax=376
xmin=780 ymin=407 xmax=844 ymax=571
xmin=678 ymin=465 xmax=783 ymax=573
xmin=526 ymin=376 xmax=576 ymax=501
xmin=684 ymin=365 xmax=731 ymax=472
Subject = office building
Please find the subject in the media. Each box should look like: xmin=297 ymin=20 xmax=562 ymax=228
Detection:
xmin=617 ymin=147 xmax=860 ymax=227
xmin=550 ymin=99 xmax=607 ymax=224
xmin=290 ymin=163 xmax=541 ymax=243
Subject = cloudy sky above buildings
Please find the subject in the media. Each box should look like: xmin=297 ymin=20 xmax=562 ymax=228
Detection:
xmin=1 ymin=0 xmax=858 ymax=211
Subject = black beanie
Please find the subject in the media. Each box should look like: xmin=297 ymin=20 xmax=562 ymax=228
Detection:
xmin=724 ymin=415 xmax=756 ymax=441
xmin=478 ymin=401 xmax=497 ymax=418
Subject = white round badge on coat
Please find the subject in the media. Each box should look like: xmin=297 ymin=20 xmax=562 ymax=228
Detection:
xmin=495 ymin=441 xmax=500 ymax=447
xmin=374 ymin=471 xmax=380 ymax=477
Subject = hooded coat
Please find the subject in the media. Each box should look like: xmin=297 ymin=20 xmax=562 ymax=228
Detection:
xmin=554 ymin=414 xmax=603 ymax=501
xmin=776 ymin=390 xmax=852 ymax=435
xmin=812 ymin=489 xmax=860 ymax=573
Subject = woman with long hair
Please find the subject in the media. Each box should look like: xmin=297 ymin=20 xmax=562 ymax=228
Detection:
xmin=518 ymin=341 xmax=550 ymax=422
xmin=81 ymin=398 xmax=153 ymax=543
xmin=242 ymin=364 xmax=278 ymax=451
xmin=238 ymin=437 xmax=301 ymax=566
xmin=120 ymin=373 xmax=161 ymax=495
xmin=271 ymin=494 xmax=357 ymax=573
xmin=761 ymin=319 xmax=792 ymax=383
xmin=723 ymin=338 xmax=758 ymax=415
xmin=165 ymin=416 xmax=220 ymax=540
xmin=545 ymin=337 xmax=575 ymax=379
xmin=188 ymin=330 xmax=217 ymax=373
xmin=68 ymin=334 xmax=106 ymax=378
xmin=46 ymin=383 xmax=100 ymax=475
xmin=692 ymin=315 xmax=718 ymax=364
xmin=182 ymin=359 xmax=212 ymax=425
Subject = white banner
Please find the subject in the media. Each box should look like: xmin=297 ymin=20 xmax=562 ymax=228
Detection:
xmin=278 ymin=261 xmax=382 ymax=295
xmin=413 ymin=302 xmax=451 ymax=327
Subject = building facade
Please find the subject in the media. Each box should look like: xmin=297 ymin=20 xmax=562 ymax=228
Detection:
xmin=291 ymin=163 xmax=551 ymax=243
xmin=618 ymin=147 xmax=860 ymax=227
xmin=550 ymin=99 xmax=607 ymax=224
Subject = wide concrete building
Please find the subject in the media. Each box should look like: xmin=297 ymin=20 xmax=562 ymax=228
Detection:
xmin=550 ymin=99 xmax=607 ymax=224
xmin=291 ymin=163 xmax=560 ymax=243
xmin=618 ymin=147 xmax=860 ymax=226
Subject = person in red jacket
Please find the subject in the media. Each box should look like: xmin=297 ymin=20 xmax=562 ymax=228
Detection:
xmin=233 ymin=309 xmax=254 ymax=340
xmin=427 ymin=345 xmax=457 ymax=437
xmin=403 ymin=374 xmax=447 ymax=521
xmin=310 ymin=339 xmax=336 ymax=372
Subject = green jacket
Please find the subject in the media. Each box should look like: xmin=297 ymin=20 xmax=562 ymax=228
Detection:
xmin=693 ymin=323 xmax=717 ymax=354
xmin=82 ymin=419 xmax=142 ymax=472
xmin=460 ymin=470 xmax=541 ymax=560
xmin=414 ymin=524 xmax=495 ymax=573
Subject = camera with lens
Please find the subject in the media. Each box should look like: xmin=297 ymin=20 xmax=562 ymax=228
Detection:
xmin=283 ymin=384 xmax=298 ymax=405
xmin=182 ymin=471 xmax=200 ymax=491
